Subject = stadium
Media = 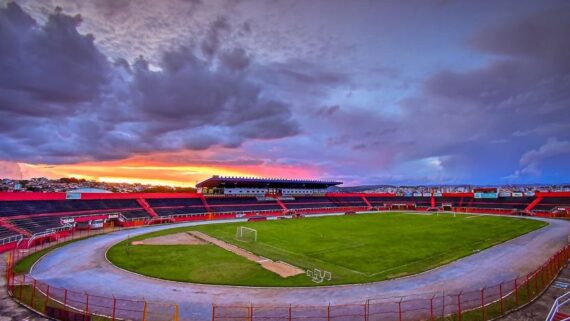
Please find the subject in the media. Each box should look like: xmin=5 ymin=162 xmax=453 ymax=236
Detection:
xmin=2 ymin=1 xmax=570 ymax=321
xmin=1 ymin=176 xmax=569 ymax=321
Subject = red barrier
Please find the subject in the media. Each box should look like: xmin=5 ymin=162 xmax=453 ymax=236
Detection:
xmin=0 ymin=192 xmax=66 ymax=201
xmin=0 ymin=192 xmax=201 ymax=201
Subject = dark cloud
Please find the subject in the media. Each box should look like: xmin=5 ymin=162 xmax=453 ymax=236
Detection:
xmin=0 ymin=2 xmax=109 ymax=116
xmin=0 ymin=3 xmax=298 ymax=164
xmin=315 ymin=105 xmax=340 ymax=117
xmin=219 ymin=48 xmax=250 ymax=71
xmin=201 ymin=16 xmax=230 ymax=59
xmin=470 ymin=7 xmax=570 ymax=70
xmin=399 ymin=6 xmax=570 ymax=181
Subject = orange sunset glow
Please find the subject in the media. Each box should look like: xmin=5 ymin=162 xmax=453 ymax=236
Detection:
xmin=16 ymin=158 xmax=321 ymax=187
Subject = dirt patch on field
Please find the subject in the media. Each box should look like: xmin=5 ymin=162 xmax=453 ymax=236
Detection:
xmin=259 ymin=260 xmax=306 ymax=278
xmin=132 ymin=232 xmax=207 ymax=246
xmin=189 ymin=231 xmax=305 ymax=278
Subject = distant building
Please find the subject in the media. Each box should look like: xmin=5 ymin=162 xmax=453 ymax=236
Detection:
xmin=66 ymin=188 xmax=111 ymax=193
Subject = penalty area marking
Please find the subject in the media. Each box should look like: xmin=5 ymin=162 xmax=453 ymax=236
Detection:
xmin=251 ymin=237 xmax=369 ymax=276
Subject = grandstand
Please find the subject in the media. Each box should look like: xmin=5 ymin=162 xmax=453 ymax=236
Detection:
xmin=0 ymin=176 xmax=569 ymax=252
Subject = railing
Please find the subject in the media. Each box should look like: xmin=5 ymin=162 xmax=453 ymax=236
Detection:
xmin=120 ymin=215 xmax=147 ymax=222
xmin=453 ymin=207 xmax=517 ymax=214
xmin=288 ymin=206 xmax=367 ymax=212
xmin=0 ymin=234 xmax=23 ymax=246
xmin=59 ymin=212 xmax=123 ymax=224
xmin=546 ymin=292 xmax=570 ymax=321
xmin=166 ymin=209 xmax=283 ymax=221
xmin=27 ymin=225 xmax=73 ymax=247
xmin=167 ymin=212 xmax=209 ymax=219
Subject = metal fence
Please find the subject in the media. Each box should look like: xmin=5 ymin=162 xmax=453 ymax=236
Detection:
xmin=5 ymin=225 xmax=180 ymax=321
xmin=6 ymin=273 xmax=179 ymax=321
xmin=212 ymin=244 xmax=569 ymax=321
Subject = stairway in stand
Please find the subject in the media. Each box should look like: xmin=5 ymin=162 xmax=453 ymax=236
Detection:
xmin=136 ymin=198 xmax=158 ymax=218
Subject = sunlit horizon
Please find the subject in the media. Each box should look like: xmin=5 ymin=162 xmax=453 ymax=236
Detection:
xmin=10 ymin=161 xmax=322 ymax=188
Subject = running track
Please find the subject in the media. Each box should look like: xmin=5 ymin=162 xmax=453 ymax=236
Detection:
xmin=29 ymin=214 xmax=570 ymax=320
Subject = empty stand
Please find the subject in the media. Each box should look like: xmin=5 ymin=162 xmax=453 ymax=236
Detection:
xmin=146 ymin=198 xmax=207 ymax=216
xmin=120 ymin=209 xmax=152 ymax=219
xmin=0 ymin=199 xmax=142 ymax=217
xmin=0 ymin=199 xmax=150 ymax=235
xmin=435 ymin=197 xmax=465 ymax=207
xmin=282 ymin=196 xmax=336 ymax=209
xmin=328 ymin=197 xmax=367 ymax=207
xmin=365 ymin=196 xmax=431 ymax=208
xmin=10 ymin=216 xmax=66 ymax=235
xmin=468 ymin=197 xmax=534 ymax=210
xmin=206 ymin=197 xmax=282 ymax=212
xmin=366 ymin=196 xmax=396 ymax=207
xmin=533 ymin=197 xmax=570 ymax=211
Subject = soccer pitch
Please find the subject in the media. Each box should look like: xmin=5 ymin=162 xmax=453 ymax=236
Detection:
xmin=107 ymin=213 xmax=546 ymax=287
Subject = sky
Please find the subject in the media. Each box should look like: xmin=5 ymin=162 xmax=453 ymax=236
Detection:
xmin=0 ymin=0 xmax=569 ymax=187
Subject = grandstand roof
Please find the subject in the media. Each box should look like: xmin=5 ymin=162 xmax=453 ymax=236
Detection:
xmin=196 ymin=176 xmax=342 ymax=189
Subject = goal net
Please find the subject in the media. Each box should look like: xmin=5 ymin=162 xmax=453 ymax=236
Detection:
xmin=236 ymin=226 xmax=257 ymax=242
xmin=436 ymin=211 xmax=456 ymax=217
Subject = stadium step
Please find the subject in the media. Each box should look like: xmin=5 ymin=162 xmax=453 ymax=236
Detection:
xmin=274 ymin=197 xmax=288 ymax=211
xmin=136 ymin=198 xmax=158 ymax=218
xmin=199 ymin=195 xmax=212 ymax=213
xmin=0 ymin=219 xmax=32 ymax=237
xmin=361 ymin=195 xmax=372 ymax=210
xmin=525 ymin=196 xmax=543 ymax=212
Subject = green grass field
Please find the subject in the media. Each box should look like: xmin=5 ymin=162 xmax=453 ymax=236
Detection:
xmin=107 ymin=213 xmax=546 ymax=286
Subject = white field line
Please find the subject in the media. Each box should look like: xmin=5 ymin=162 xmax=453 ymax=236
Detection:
xmin=253 ymin=239 xmax=369 ymax=276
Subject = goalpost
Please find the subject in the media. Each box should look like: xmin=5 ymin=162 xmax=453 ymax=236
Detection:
xmin=236 ymin=226 xmax=257 ymax=242
xmin=436 ymin=211 xmax=456 ymax=217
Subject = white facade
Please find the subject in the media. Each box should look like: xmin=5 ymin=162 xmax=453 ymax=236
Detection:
xmin=223 ymin=188 xmax=327 ymax=196
xmin=282 ymin=188 xmax=327 ymax=195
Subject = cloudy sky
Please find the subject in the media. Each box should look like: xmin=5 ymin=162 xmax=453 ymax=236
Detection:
xmin=0 ymin=0 xmax=569 ymax=186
